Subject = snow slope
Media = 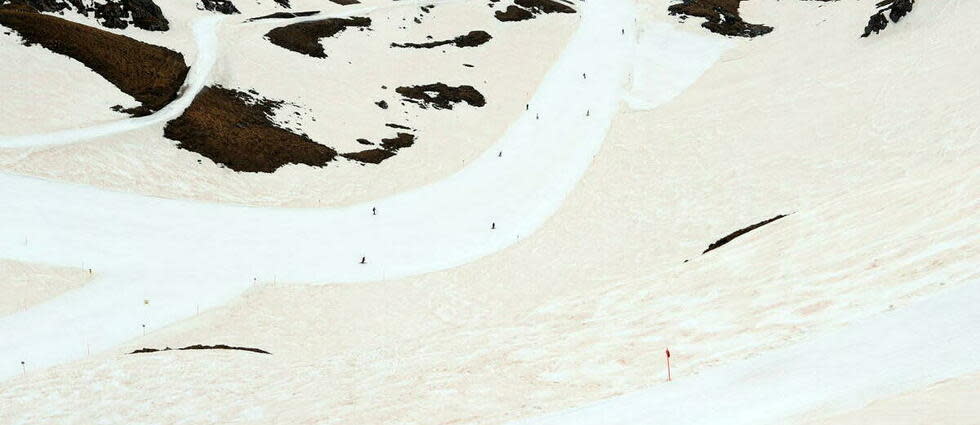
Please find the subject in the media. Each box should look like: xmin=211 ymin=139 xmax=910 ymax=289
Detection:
xmin=507 ymin=282 xmax=980 ymax=425
xmin=0 ymin=16 xmax=222 ymax=148
xmin=0 ymin=0 xmax=652 ymax=380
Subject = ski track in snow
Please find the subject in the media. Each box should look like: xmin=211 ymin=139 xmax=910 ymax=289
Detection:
xmin=0 ymin=16 xmax=222 ymax=148
xmin=0 ymin=0 xmax=655 ymax=380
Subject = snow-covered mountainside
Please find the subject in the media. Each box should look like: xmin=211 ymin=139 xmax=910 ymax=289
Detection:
xmin=0 ymin=0 xmax=975 ymax=423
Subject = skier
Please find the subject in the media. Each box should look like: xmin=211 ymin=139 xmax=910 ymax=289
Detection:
xmin=491 ymin=222 xmax=496 ymax=230
xmin=360 ymin=256 xmax=366 ymax=264
xmin=498 ymin=151 xmax=502 ymax=157
xmin=372 ymin=207 xmax=376 ymax=216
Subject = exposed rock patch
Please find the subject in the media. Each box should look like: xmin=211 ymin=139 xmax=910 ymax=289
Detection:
xmin=95 ymin=0 xmax=169 ymax=31
xmin=342 ymin=132 xmax=416 ymax=164
xmin=396 ymin=83 xmax=486 ymax=110
xmin=862 ymin=0 xmax=914 ymax=37
xmin=246 ymin=10 xmax=317 ymax=21
xmin=130 ymin=344 xmax=271 ymax=354
xmin=702 ymin=214 xmax=788 ymax=254
xmin=265 ymin=16 xmax=371 ymax=58
xmin=494 ymin=0 xmax=574 ymax=22
xmin=2 ymin=0 xmax=169 ymax=31
xmin=668 ymin=0 xmax=772 ymax=37
xmin=163 ymin=86 xmax=337 ymax=173
xmin=392 ymin=30 xmax=491 ymax=49
xmin=0 ymin=2 xmax=187 ymax=112
xmin=199 ymin=0 xmax=238 ymax=15
xmin=328 ymin=0 xmax=359 ymax=4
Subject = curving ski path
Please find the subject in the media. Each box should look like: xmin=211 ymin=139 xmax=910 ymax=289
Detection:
xmin=0 ymin=16 xmax=222 ymax=148
xmin=0 ymin=0 xmax=652 ymax=380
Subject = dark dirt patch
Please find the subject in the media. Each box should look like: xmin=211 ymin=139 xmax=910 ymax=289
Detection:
xmin=862 ymin=0 xmax=913 ymax=37
xmin=515 ymin=0 xmax=574 ymax=14
xmin=385 ymin=123 xmax=413 ymax=130
xmin=246 ymin=10 xmax=317 ymax=21
xmin=342 ymin=132 xmax=415 ymax=164
xmin=395 ymin=83 xmax=486 ymax=110
xmin=342 ymin=148 xmax=396 ymax=164
xmin=130 ymin=344 xmax=271 ymax=354
xmin=495 ymin=5 xmax=534 ymax=22
xmin=0 ymin=2 xmax=188 ymax=111
xmin=392 ymin=30 xmax=491 ymax=49
xmin=495 ymin=0 xmax=574 ymax=22
xmin=328 ymin=0 xmax=359 ymax=4
xmin=265 ymin=16 xmax=371 ymax=58
xmin=702 ymin=214 xmax=788 ymax=254
xmin=379 ymin=132 xmax=415 ymax=151
xmin=163 ymin=86 xmax=337 ymax=173
xmin=200 ymin=0 xmax=239 ymax=14
xmin=668 ymin=0 xmax=772 ymax=37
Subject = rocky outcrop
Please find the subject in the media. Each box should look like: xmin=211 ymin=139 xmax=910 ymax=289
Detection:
xmin=702 ymin=214 xmax=788 ymax=254
xmin=342 ymin=132 xmax=416 ymax=164
xmin=130 ymin=344 xmax=271 ymax=354
xmin=265 ymin=16 xmax=371 ymax=58
xmin=391 ymin=30 xmax=491 ymax=49
xmin=199 ymin=0 xmax=238 ymax=15
xmin=163 ymin=86 xmax=338 ymax=173
xmin=0 ymin=2 xmax=187 ymax=112
xmin=668 ymin=0 xmax=772 ymax=38
xmin=494 ymin=0 xmax=574 ymax=22
xmin=1 ymin=0 xmax=169 ymax=31
xmin=395 ymin=83 xmax=486 ymax=110
xmin=862 ymin=0 xmax=914 ymax=37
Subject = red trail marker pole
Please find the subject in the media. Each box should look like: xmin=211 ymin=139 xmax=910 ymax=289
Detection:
xmin=665 ymin=347 xmax=671 ymax=382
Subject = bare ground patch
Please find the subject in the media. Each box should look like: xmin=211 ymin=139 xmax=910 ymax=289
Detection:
xmin=163 ymin=86 xmax=338 ymax=173
xmin=130 ymin=344 xmax=271 ymax=354
xmin=0 ymin=1 xmax=188 ymax=114
xmin=265 ymin=16 xmax=371 ymax=58
xmin=495 ymin=0 xmax=575 ymax=22
xmin=391 ymin=30 xmax=491 ymax=49
xmin=396 ymin=83 xmax=486 ymax=110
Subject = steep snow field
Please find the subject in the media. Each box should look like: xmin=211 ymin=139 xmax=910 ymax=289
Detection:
xmin=0 ymin=0 xmax=977 ymax=423
xmin=0 ymin=260 xmax=92 ymax=317
xmin=0 ymin=0 xmax=635 ymax=381
xmin=0 ymin=0 xmax=580 ymax=207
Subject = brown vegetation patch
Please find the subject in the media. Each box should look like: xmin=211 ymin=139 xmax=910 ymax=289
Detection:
xmin=265 ymin=16 xmax=370 ymax=58
xmin=163 ymin=86 xmax=337 ymax=173
xmin=668 ymin=0 xmax=773 ymax=37
xmin=391 ymin=30 xmax=491 ymax=49
xmin=702 ymin=214 xmax=788 ymax=254
xmin=396 ymin=83 xmax=486 ymax=110
xmin=0 ymin=2 xmax=188 ymax=112
xmin=130 ymin=344 xmax=271 ymax=354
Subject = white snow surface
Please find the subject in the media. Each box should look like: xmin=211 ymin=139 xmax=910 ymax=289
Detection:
xmin=0 ymin=0 xmax=665 ymax=380
xmin=509 ymin=282 xmax=980 ymax=425
xmin=0 ymin=16 xmax=222 ymax=148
